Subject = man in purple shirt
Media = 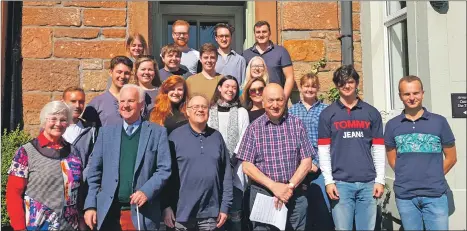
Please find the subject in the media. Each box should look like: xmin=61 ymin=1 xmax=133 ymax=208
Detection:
xmin=237 ymin=83 xmax=315 ymax=231
xmin=82 ymin=56 xmax=133 ymax=127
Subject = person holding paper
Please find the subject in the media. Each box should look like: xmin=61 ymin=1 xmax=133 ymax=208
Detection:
xmin=236 ymin=83 xmax=316 ymax=231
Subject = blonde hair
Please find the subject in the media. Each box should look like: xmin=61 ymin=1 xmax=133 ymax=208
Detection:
xmin=40 ymin=101 xmax=73 ymax=127
xmin=242 ymin=56 xmax=269 ymax=90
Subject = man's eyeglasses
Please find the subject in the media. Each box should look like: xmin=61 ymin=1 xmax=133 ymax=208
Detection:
xmin=249 ymin=87 xmax=264 ymax=97
xmin=187 ymin=105 xmax=209 ymax=110
xmin=216 ymin=35 xmax=231 ymax=39
xmin=173 ymin=32 xmax=188 ymax=37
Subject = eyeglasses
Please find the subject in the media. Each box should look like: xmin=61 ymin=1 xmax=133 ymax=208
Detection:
xmin=173 ymin=32 xmax=188 ymax=37
xmin=251 ymin=65 xmax=265 ymax=69
xmin=187 ymin=105 xmax=209 ymax=110
xmin=47 ymin=117 xmax=68 ymax=125
xmin=216 ymin=34 xmax=231 ymax=39
xmin=249 ymin=87 xmax=264 ymax=97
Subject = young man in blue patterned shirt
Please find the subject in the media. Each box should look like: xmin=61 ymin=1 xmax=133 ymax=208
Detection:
xmin=289 ymin=73 xmax=332 ymax=230
xmin=385 ymin=75 xmax=457 ymax=230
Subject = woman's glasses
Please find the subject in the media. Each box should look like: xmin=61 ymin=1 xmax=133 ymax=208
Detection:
xmin=249 ymin=87 xmax=264 ymax=97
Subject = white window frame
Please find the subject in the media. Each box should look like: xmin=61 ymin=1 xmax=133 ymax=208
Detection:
xmin=383 ymin=3 xmax=408 ymax=113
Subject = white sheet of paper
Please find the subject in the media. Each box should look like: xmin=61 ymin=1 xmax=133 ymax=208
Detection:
xmin=249 ymin=193 xmax=288 ymax=230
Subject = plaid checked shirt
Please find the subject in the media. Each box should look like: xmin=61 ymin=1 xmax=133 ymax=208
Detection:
xmin=289 ymin=100 xmax=328 ymax=167
xmin=236 ymin=113 xmax=315 ymax=183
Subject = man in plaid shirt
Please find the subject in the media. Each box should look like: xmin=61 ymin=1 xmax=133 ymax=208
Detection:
xmin=237 ymin=83 xmax=316 ymax=231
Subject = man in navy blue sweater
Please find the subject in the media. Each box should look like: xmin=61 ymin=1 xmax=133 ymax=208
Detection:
xmin=163 ymin=93 xmax=233 ymax=231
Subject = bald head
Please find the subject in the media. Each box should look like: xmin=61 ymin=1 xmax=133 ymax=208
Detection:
xmin=263 ymin=83 xmax=284 ymax=99
xmin=263 ymin=83 xmax=286 ymax=122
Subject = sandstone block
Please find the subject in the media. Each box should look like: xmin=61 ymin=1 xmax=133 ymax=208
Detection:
xmin=54 ymin=40 xmax=126 ymax=58
xmin=284 ymin=40 xmax=325 ymax=62
xmin=282 ymin=2 xmax=339 ymax=30
xmin=353 ymin=13 xmax=361 ymax=31
xmin=310 ymin=31 xmax=326 ymax=39
xmin=22 ymin=27 xmax=52 ymax=58
xmin=22 ymin=92 xmax=52 ymax=125
xmin=292 ymin=61 xmax=312 ymax=82
xmin=102 ymin=28 xmax=127 ymax=38
xmin=353 ymin=1 xmax=361 ymax=12
xmin=327 ymin=42 xmax=342 ymax=62
xmin=63 ymin=1 xmax=127 ymax=8
xmin=81 ymin=59 xmax=103 ymax=70
xmin=85 ymin=92 xmax=102 ymax=105
xmin=22 ymin=59 xmax=80 ymax=91
xmin=354 ymin=42 xmax=362 ymax=62
xmin=23 ymin=124 xmax=41 ymax=137
xmin=54 ymin=28 xmax=100 ymax=39
xmin=23 ymin=1 xmax=61 ymax=6
xmin=83 ymin=9 xmax=126 ymax=27
xmin=82 ymin=70 xmax=109 ymax=91
xmin=23 ymin=7 xmax=81 ymax=26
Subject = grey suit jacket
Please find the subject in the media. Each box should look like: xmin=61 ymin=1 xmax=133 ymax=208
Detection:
xmin=84 ymin=120 xmax=171 ymax=230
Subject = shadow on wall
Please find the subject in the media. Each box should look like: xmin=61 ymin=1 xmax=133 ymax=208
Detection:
xmin=447 ymin=186 xmax=456 ymax=216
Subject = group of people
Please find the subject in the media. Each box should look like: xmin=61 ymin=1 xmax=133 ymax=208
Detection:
xmin=5 ymin=19 xmax=458 ymax=231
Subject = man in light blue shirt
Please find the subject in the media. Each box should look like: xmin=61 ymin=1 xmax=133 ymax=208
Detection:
xmin=214 ymin=23 xmax=246 ymax=85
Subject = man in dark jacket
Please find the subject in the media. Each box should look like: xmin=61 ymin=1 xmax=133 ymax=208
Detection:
xmin=62 ymin=86 xmax=98 ymax=180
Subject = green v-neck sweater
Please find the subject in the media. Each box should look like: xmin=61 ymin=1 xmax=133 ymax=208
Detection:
xmin=118 ymin=125 xmax=141 ymax=205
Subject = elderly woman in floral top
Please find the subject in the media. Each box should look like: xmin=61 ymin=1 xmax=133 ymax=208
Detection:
xmin=6 ymin=101 xmax=85 ymax=230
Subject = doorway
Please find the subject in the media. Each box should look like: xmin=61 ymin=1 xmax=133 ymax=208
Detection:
xmin=151 ymin=2 xmax=245 ymax=58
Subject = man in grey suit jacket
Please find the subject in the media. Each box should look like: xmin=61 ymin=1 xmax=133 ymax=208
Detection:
xmin=84 ymin=84 xmax=171 ymax=231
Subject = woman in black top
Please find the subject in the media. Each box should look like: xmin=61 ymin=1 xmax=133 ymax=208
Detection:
xmin=149 ymin=75 xmax=188 ymax=135
xmin=240 ymin=77 xmax=267 ymax=123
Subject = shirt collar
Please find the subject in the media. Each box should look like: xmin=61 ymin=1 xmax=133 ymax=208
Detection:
xmin=37 ymin=131 xmax=64 ymax=149
xmin=123 ymin=118 xmax=142 ymax=130
xmin=336 ymin=98 xmax=363 ymax=110
xmin=400 ymin=107 xmax=431 ymax=122
xmin=298 ymin=100 xmax=322 ymax=111
xmin=263 ymin=111 xmax=289 ymax=125
xmin=251 ymin=41 xmax=274 ymax=54
xmin=189 ymin=124 xmax=208 ymax=137
xmin=218 ymin=49 xmax=237 ymax=56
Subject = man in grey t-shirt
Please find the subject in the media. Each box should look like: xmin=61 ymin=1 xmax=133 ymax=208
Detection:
xmin=172 ymin=20 xmax=200 ymax=75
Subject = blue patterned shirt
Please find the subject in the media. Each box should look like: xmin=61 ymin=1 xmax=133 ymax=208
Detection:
xmin=384 ymin=108 xmax=455 ymax=199
xmin=289 ymin=100 xmax=328 ymax=166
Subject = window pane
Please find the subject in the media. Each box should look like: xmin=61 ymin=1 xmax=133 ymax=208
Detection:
xmin=386 ymin=1 xmax=407 ymax=15
xmin=199 ymin=22 xmax=227 ymax=47
xmin=167 ymin=21 xmax=197 ymax=49
xmin=388 ymin=19 xmax=409 ymax=110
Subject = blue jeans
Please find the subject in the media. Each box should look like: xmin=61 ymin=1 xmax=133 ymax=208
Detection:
xmin=250 ymin=184 xmax=308 ymax=231
xmin=331 ymin=181 xmax=376 ymax=230
xmin=305 ymin=171 xmax=334 ymax=230
xmin=396 ymin=194 xmax=448 ymax=230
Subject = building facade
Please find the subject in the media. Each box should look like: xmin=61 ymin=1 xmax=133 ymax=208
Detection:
xmin=0 ymin=1 xmax=362 ymax=134
xmin=361 ymin=1 xmax=466 ymax=229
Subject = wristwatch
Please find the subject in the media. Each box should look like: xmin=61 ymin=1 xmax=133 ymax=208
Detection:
xmin=288 ymin=182 xmax=295 ymax=189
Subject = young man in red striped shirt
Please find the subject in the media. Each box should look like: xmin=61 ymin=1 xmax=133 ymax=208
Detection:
xmin=318 ymin=65 xmax=385 ymax=230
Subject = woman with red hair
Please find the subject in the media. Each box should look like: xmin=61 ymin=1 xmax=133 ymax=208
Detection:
xmin=149 ymin=75 xmax=188 ymax=134
xmin=149 ymin=75 xmax=188 ymax=230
